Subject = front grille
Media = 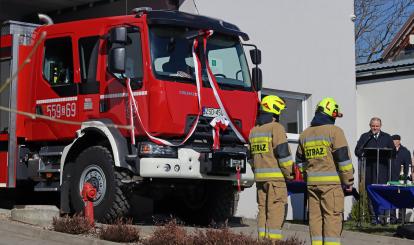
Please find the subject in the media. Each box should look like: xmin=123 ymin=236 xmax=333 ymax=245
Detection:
xmin=185 ymin=115 xmax=243 ymax=144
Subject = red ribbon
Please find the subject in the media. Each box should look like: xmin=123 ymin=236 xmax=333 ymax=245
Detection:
xmin=236 ymin=165 xmax=241 ymax=192
xmin=210 ymin=116 xmax=229 ymax=150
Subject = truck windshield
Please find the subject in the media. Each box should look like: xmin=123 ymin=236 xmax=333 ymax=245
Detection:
xmin=149 ymin=26 xmax=252 ymax=91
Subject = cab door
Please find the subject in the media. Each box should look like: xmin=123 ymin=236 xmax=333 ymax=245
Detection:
xmin=100 ymin=23 xmax=149 ymax=133
xmin=32 ymin=34 xmax=80 ymax=141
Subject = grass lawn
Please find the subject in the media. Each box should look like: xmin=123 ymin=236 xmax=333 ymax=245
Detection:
xmin=343 ymin=220 xmax=402 ymax=237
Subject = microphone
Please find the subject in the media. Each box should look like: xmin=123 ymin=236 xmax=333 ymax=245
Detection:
xmin=358 ymin=132 xmax=374 ymax=157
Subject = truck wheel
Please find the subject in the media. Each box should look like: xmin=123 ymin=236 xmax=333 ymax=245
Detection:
xmin=69 ymin=146 xmax=130 ymax=223
xmin=179 ymin=181 xmax=238 ymax=225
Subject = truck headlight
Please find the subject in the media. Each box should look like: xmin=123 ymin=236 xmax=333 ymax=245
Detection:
xmin=139 ymin=142 xmax=178 ymax=158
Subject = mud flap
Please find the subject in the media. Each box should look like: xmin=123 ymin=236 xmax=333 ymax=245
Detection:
xmin=60 ymin=162 xmax=73 ymax=214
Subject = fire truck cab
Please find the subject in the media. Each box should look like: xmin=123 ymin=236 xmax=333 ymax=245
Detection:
xmin=0 ymin=8 xmax=262 ymax=224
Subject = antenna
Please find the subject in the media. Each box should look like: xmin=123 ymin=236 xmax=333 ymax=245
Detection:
xmin=193 ymin=0 xmax=200 ymax=14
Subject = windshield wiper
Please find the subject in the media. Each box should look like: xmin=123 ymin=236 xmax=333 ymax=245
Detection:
xmin=217 ymin=83 xmax=249 ymax=91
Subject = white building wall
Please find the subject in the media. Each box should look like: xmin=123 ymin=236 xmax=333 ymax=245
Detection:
xmin=357 ymin=75 xmax=414 ymax=157
xmin=182 ymin=0 xmax=357 ymax=219
xmin=357 ymin=75 xmax=414 ymax=221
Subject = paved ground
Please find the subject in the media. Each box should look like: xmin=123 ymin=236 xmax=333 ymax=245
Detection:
xmin=0 ymin=208 xmax=413 ymax=245
xmin=0 ymin=190 xmax=412 ymax=244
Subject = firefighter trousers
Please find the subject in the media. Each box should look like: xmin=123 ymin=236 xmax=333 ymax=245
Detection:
xmin=308 ymin=185 xmax=344 ymax=245
xmin=256 ymin=181 xmax=287 ymax=240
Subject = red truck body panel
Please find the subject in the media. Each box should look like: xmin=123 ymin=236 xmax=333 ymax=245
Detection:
xmin=4 ymin=14 xmax=256 ymax=142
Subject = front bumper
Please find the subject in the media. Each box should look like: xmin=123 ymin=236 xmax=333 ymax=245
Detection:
xmin=138 ymin=148 xmax=254 ymax=187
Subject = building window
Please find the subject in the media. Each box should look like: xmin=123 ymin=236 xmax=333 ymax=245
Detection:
xmin=261 ymin=90 xmax=307 ymax=136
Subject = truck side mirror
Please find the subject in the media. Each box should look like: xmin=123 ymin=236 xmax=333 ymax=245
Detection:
xmin=109 ymin=27 xmax=127 ymax=44
xmin=108 ymin=47 xmax=126 ymax=74
xmin=250 ymin=49 xmax=261 ymax=65
xmin=252 ymin=67 xmax=262 ymax=91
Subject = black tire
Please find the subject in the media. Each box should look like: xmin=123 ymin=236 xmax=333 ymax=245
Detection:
xmin=177 ymin=181 xmax=238 ymax=226
xmin=69 ymin=146 xmax=130 ymax=223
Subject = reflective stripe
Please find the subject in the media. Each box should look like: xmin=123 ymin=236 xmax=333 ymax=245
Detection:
xmin=255 ymin=167 xmax=281 ymax=173
xmin=308 ymin=172 xmax=340 ymax=183
xmin=258 ymin=227 xmax=266 ymax=238
xmin=325 ymin=242 xmax=341 ymax=245
xmin=304 ymin=140 xmax=331 ymax=148
xmin=268 ymin=233 xmax=283 ymax=240
xmin=250 ymin=136 xmax=271 ymax=143
xmin=311 ymin=241 xmax=323 ymax=245
xmin=255 ymin=168 xmax=284 ymax=179
xmin=278 ymin=155 xmax=293 ymax=167
xmin=338 ymin=160 xmax=353 ymax=171
xmin=279 ymin=155 xmax=292 ymax=163
xmin=268 ymin=228 xmax=282 ymax=234
xmin=325 ymin=237 xmax=341 ymax=245
xmin=255 ymin=172 xmax=284 ymax=179
xmin=250 ymin=132 xmax=272 ymax=137
xmin=303 ymin=136 xmax=331 ymax=144
xmin=279 ymin=159 xmax=293 ymax=168
xmin=325 ymin=237 xmax=341 ymax=242
xmin=308 ymin=171 xmax=338 ymax=176
xmin=308 ymin=176 xmax=340 ymax=182
xmin=311 ymin=237 xmax=323 ymax=245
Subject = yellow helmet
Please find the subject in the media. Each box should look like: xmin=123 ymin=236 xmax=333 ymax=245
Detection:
xmin=261 ymin=95 xmax=286 ymax=115
xmin=317 ymin=97 xmax=343 ymax=118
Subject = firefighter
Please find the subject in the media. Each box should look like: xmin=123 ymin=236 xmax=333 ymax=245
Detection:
xmin=249 ymin=95 xmax=294 ymax=241
xmin=296 ymin=97 xmax=354 ymax=245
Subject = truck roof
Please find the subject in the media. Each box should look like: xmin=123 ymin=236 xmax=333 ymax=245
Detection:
xmin=146 ymin=10 xmax=249 ymax=41
xmin=23 ymin=10 xmax=249 ymax=41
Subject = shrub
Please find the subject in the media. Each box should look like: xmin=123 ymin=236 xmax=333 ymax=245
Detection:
xmin=52 ymin=214 xmax=93 ymax=235
xmin=141 ymin=219 xmax=190 ymax=245
xmin=192 ymin=228 xmax=267 ymax=245
xmin=141 ymin=219 xmax=304 ymax=245
xmin=99 ymin=218 xmax=141 ymax=243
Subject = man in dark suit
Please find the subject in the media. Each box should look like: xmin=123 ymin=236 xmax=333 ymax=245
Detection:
xmin=390 ymin=134 xmax=411 ymax=224
xmin=355 ymin=117 xmax=395 ymax=225
xmin=355 ymin=117 xmax=395 ymax=184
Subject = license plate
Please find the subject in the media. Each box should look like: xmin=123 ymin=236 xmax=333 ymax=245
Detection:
xmin=202 ymin=107 xmax=223 ymax=118
xmin=229 ymin=159 xmax=245 ymax=168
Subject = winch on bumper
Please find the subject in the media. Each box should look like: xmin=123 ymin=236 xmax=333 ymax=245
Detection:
xmin=138 ymin=148 xmax=254 ymax=187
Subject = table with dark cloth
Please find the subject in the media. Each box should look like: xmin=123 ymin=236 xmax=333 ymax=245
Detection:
xmin=287 ymin=181 xmax=307 ymax=195
xmin=366 ymin=184 xmax=414 ymax=216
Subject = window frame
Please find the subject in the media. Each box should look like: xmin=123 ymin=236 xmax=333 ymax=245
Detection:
xmin=42 ymin=36 xmax=74 ymax=86
xmin=261 ymin=89 xmax=308 ymax=142
xmin=107 ymin=26 xmax=144 ymax=86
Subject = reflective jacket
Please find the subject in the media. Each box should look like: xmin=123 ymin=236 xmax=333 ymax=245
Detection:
xmin=249 ymin=116 xmax=294 ymax=184
xmin=296 ymin=124 xmax=354 ymax=186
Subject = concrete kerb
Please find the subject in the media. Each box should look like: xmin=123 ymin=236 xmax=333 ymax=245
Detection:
xmin=0 ymin=219 xmax=118 ymax=245
xmin=11 ymin=205 xmax=60 ymax=227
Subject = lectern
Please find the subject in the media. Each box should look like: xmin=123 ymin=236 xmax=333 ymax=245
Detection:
xmin=357 ymin=147 xmax=395 ymax=227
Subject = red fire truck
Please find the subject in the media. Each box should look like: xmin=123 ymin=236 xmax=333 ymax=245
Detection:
xmin=0 ymin=8 xmax=262 ymax=224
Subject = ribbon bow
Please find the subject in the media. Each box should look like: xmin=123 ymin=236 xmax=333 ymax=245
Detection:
xmin=210 ymin=116 xmax=229 ymax=150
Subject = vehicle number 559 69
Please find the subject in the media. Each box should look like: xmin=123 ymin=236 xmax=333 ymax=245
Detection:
xmin=46 ymin=103 xmax=76 ymax=119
